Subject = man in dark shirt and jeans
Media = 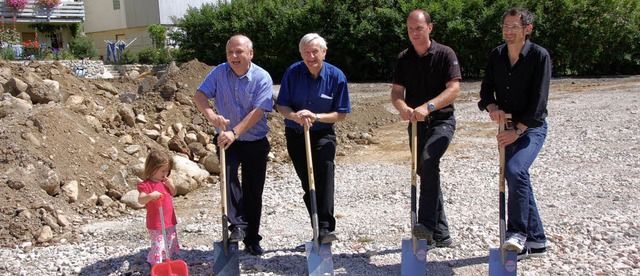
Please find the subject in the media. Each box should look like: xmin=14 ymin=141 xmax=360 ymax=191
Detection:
xmin=478 ymin=7 xmax=551 ymax=260
xmin=391 ymin=9 xmax=461 ymax=248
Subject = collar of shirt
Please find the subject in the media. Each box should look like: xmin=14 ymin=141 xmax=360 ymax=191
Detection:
xmin=409 ymin=39 xmax=440 ymax=57
xmin=224 ymin=62 xmax=255 ymax=81
xmin=499 ymin=39 xmax=533 ymax=59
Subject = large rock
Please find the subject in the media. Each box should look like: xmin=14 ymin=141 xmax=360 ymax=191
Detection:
xmin=173 ymin=171 xmax=199 ymax=196
xmin=168 ymin=134 xmax=190 ymax=156
xmin=94 ymin=82 xmax=118 ymax=95
xmin=0 ymin=66 xmax=12 ymax=83
xmin=108 ymin=170 xmax=129 ymax=191
xmin=0 ymin=94 xmax=32 ymax=119
xmin=173 ymin=155 xmax=210 ymax=182
xmin=39 ymin=170 xmax=60 ymax=196
xmin=26 ymin=80 xmax=62 ymax=104
xmin=61 ymin=181 xmax=79 ymax=203
xmin=36 ymin=226 xmax=53 ymax=244
xmin=120 ymin=190 xmax=144 ymax=210
xmin=7 ymin=77 xmax=28 ymax=96
xmin=201 ymin=153 xmax=220 ymax=174
xmin=117 ymin=105 xmax=136 ymax=127
xmin=138 ymin=76 xmax=158 ymax=95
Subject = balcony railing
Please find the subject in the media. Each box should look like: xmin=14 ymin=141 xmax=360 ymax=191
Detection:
xmin=0 ymin=1 xmax=84 ymax=23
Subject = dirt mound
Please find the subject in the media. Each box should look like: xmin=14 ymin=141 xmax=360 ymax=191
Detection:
xmin=0 ymin=59 xmax=397 ymax=248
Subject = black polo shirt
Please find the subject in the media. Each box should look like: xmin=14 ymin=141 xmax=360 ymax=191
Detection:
xmin=478 ymin=40 xmax=551 ymax=128
xmin=392 ymin=39 xmax=462 ymax=115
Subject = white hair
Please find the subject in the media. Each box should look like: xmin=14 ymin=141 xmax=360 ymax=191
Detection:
xmin=298 ymin=33 xmax=327 ymax=53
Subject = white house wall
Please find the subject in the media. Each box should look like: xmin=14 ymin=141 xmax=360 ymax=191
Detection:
xmin=158 ymin=0 xmax=220 ymax=25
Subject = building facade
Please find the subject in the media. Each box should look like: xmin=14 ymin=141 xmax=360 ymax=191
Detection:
xmin=0 ymin=0 xmax=84 ymax=58
xmin=84 ymin=0 xmax=217 ymax=62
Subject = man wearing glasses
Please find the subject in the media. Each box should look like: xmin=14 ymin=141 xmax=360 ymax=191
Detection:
xmin=478 ymin=7 xmax=551 ymax=260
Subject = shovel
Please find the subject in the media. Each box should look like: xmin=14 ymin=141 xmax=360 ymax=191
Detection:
xmin=212 ymin=136 xmax=240 ymax=276
xmin=401 ymin=121 xmax=428 ymax=275
xmin=303 ymin=124 xmax=334 ymax=276
xmin=489 ymin=114 xmax=517 ymax=275
xmin=151 ymin=205 xmax=189 ymax=276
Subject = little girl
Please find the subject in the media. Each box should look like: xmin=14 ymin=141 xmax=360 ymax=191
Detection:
xmin=137 ymin=149 xmax=180 ymax=266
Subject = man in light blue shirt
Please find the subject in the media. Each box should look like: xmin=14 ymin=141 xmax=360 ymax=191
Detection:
xmin=194 ymin=34 xmax=273 ymax=256
xmin=276 ymin=33 xmax=351 ymax=246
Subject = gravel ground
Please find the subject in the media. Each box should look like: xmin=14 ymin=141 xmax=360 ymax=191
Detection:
xmin=1 ymin=77 xmax=639 ymax=275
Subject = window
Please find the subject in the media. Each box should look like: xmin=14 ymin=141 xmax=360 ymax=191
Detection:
xmin=113 ymin=0 xmax=120 ymax=10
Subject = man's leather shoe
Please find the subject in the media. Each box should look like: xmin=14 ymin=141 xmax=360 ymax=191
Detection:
xmin=412 ymin=223 xmax=434 ymax=244
xmin=229 ymin=227 xmax=245 ymax=242
xmin=319 ymin=229 xmax=338 ymax=244
xmin=244 ymin=244 xmax=264 ymax=255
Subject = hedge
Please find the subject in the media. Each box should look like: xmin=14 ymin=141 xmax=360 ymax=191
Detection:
xmin=171 ymin=0 xmax=640 ymax=81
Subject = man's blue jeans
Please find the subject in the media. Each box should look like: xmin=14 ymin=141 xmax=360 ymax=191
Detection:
xmin=505 ymin=121 xmax=547 ymax=247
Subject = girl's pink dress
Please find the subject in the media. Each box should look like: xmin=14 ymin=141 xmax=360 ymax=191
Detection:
xmin=137 ymin=179 xmax=180 ymax=265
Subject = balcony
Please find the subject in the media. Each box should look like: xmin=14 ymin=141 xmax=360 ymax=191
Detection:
xmin=0 ymin=1 xmax=84 ymax=23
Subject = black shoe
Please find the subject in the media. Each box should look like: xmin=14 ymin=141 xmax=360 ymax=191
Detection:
xmin=319 ymin=229 xmax=338 ymax=244
xmin=244 ymin=244 xmax=264 ymax=256
xmin=229 ymin=227 xmax=245 ymax=242
xmin=517 ymin=246 xmax=547 ymax=260
xmin=294 ymin=242 xmax=307 ymax=252
xmin=428 ymin=237 xmax=455 ymax=249
xmin=412 ymin=223 xmax=434 ymax=243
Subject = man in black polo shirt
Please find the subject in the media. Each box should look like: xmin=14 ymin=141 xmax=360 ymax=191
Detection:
xmin=478 ymin=7 xmax=550 ymax=260
xmin=391 ymin=9 xmax=461 ymax=248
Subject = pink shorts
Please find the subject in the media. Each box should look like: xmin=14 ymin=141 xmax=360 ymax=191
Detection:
xmin=147 ymin=226 xmax=181 ymax=265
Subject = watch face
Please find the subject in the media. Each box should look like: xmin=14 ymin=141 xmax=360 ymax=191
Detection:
xmin=428 ymin=103 xmax=435 ymax=111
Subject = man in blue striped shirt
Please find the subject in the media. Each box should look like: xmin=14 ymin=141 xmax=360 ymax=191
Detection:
xmin=276 ymin=33 xmax=351 ymax=246
xmin=194 ymin=34 xmax=273 ymax=256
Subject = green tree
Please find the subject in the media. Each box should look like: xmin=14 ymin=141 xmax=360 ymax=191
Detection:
xmin=148 ymin=24 xmax=167 ymax=49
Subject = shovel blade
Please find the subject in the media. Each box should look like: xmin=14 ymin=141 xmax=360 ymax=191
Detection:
xmin=489 ymin=248 xmax=517 ymax=275
xmin=400 ymin=238 xmax=428 ymax=276
xmin=212 ymin=241 xmax=240 ymax=276
xmin=305 ymin=241 xmax=334 ymax=276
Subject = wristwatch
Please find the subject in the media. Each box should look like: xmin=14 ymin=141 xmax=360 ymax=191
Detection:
xmin=427 ymin=102 xmax=436 ymax=112
xmin=231 ymin=129 xmax=238 ymax=139
xmin=515 ymin=128 xmax=523 ymax=136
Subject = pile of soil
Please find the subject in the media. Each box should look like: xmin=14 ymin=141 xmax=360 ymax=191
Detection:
xmin=0 ymin=59 xmax=398 ymax=248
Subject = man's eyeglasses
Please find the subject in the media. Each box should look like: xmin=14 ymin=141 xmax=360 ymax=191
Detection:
xmin=502 ymin=24 xmax=525 ymax=32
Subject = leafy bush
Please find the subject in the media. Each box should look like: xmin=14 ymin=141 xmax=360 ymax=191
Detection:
xmin=174 ymin=0 xmax=640 ymax=80
xmin=1 ymin=46 xmax=15 ymax=60
xmin=118 ymin=49 xmax=138 ymax=64
xmin=137 ymin=47 xmax=156 ymax=64
xmin=55 ymin=49 xmax=75 ymax=60
xmin=155 ymin=48 xmax=173 ymax=64
xmin=136 ymin=47 xmax=173 ymax=65
xmin=69 ymin=35 xmax=98 ymax=59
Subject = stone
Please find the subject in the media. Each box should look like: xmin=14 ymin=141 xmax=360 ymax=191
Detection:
xmin=94 ymin=82 xmax=119 ymax=95
xmin=61 ymin=181 xmax=79 ymax=203
xmin=120 ymin=190 xmax=144 ymax=210
xmin=0 ymin=94 xmax=32 ymax=119
xmin=98 ymin=195 xmax=114 ymax=207
xmin=36 ymin=226 xmax=53 ymax=243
